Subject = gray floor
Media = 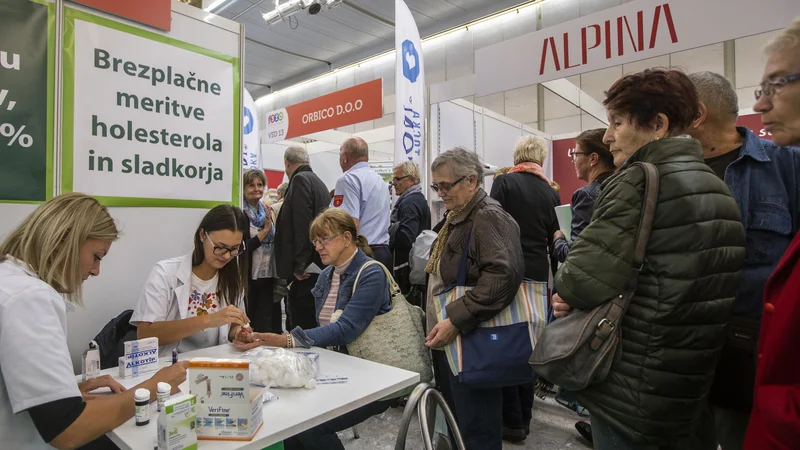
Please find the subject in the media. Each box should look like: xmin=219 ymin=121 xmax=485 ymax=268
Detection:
xmin=339 ymin=394 xmax=593 ymax=450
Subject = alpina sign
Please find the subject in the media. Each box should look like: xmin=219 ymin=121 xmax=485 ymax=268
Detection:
xmin=475 ymin=0 xmax=800 ymax=96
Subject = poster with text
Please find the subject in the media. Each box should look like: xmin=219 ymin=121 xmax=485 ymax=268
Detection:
xmin=0 ymin=0 xmax=54 ymax=203
xmin=62 ymin=8 xmax=240 ymax=208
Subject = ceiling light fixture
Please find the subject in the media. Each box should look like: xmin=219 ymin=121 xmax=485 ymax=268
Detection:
xmin=262 ymin=0 xmax=342 ymax=26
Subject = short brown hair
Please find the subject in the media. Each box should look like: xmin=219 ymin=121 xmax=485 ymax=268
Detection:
xmin=309 ymin=208 xmax=374 ymax=258
xmin=603 ymin=69 xmax=699 ymax=135
xmin=243 ymin=169 xmax=266 ymax=188
xmin=576 ymin=128 xmax=614 ymax=168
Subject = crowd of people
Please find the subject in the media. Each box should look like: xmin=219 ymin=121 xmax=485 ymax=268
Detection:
xmin=1 ymin=17 xmax=799 ymax=450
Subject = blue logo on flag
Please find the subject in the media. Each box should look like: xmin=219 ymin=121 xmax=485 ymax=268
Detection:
xmin=490 ymin=334 xmax=498 ymax=341
xmin=401 ymin=40 xmax=420 ymax=83
xmin=243 ymin=107 xmax=254 ymax=134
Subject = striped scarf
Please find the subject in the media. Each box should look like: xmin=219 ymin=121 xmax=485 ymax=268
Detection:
xmin=425 ymin=191 xmax=478 ymax=275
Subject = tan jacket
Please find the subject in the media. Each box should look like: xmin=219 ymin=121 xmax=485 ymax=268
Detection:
xmin=432 ymin=189 xmax=524 ymax=334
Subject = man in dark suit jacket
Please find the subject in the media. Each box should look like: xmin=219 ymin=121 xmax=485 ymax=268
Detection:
xmin=275 ymin=146 xmax=330 ymax=330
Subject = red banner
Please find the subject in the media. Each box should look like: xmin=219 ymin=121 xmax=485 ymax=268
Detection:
xmin=72 ymin=0 xmax=171 ymax=31
xmin=552 ymin=138 xmax=585 ymax=205
xmin=736 ymin=113 xmax=773 ymax=141
xmin=264 ymin=79 xmax=383 ymax=143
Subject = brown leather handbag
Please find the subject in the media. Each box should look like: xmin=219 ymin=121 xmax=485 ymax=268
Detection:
xmin=529 ymin=162 xmax=659 ymax=391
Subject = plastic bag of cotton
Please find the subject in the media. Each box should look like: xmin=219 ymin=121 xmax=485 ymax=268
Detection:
xmin=243 ymin=348 xmax=320 ymax=389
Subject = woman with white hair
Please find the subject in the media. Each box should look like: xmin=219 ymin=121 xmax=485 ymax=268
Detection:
xmin=746 ymin=17 xmax=800 ymax=449
xmin=489 ymin=134 xmax=560 ymax=443
xmin=426 ymin=147 xmax=524 ymax=450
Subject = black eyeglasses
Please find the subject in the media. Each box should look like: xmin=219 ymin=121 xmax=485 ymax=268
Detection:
xmin=430 ymin=176 xmax=466 ymax=193
xmin=569 ymin=151 xmax=590 ymax=161
xmin=205 ymin=233 xmax=245 ymax=257
xmin=391 ymin=175 xmax=411 ymax=184
xmin=754 ymin=73 xmax=800 ymax=100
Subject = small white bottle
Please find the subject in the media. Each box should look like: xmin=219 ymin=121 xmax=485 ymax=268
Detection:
xmin=156 ymin=382 xmax=171 ymax=412
xmin=135 ymin=389 xmax=150 ymax=426
xmin=81 ymin=341 xmax=101 ymax=382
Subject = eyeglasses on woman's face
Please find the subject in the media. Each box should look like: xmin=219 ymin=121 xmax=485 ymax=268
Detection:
xmin=569 ymin=150 xmax=590 ymax=162
xmin=205 ymin=232 xmax=245 ymax=257
xmin=311 ymin=235 xmax=341 ymax=248
xmin=754 ymin=73 xmax=800 ymax=100
xmin=430 ymin=176 xmax=466 ymax=194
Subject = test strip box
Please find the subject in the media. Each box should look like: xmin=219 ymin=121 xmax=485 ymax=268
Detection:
xmin=124 ymin=337 xmax=158 ymax=355
xmin=188 ymin=358 xmax=263 ymax=441
xmin=157 ymin=394 xmax=197 ymax=450
xmin=118 ymin=337 xmax=159 ymax=378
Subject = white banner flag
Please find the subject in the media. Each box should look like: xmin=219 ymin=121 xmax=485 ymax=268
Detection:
xmin=243 ymin=88 xmax=261 ymax=170
xmin=394 ymin=0 xmax=425 ymax=171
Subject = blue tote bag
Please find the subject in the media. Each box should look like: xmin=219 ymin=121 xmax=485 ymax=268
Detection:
xmin=433 ymin=233 xmax=548 ymax=387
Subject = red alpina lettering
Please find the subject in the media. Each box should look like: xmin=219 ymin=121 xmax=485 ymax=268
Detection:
xmin=538 ymin=3 xmax=679 ymax=76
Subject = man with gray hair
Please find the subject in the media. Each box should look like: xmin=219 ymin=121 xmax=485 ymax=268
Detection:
xmin=389 ymin=161 xmax=430 ymax=299
xmin=744 ymin=17 xmax=800 ymax=448
xmin=686 ymin=71 xmax=800 ymax=450
xmin=275 ymin=146 xmax=330 ymax=330
xmin=332 ymin=137 xmax=392 ymax=269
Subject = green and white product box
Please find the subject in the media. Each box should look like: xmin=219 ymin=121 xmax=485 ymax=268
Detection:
xmin=157 ymin=394 xmax=198 ymax=450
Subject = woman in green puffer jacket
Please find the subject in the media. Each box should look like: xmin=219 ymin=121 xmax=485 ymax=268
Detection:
xmin=551 ymin=69 xmax=746 ymax=449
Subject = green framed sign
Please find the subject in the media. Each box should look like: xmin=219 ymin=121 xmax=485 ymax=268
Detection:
xmin=61 ymin=7 xmax=241 ymax=208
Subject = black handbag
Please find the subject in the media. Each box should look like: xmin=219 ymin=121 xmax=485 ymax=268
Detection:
xmin=709 ymin=315 xmax=760 ymax=412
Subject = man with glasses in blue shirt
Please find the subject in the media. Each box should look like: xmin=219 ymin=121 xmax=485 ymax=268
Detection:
xmin=389 ymin=161 xmax=431 ymax=302
xmin=685 ymin=71 xmax=800 ymax=450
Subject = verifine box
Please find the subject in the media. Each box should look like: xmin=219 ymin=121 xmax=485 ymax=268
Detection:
xmin=157 ymin=394 xmax=197 ymax=450
xmin=188 ymin=358 xmax=264 ymax=441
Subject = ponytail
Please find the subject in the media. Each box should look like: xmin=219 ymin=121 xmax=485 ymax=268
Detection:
xmin=354 ymin=235 xmax=374 ymax=258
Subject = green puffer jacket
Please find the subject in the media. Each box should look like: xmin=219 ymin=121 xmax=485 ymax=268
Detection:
xmin=555 ymin=137 xmax=746 ymax=444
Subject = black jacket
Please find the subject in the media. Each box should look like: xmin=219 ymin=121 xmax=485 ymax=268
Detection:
xmin=389 ymin=189 xmax=431 ymax=264
xmin=490 ymin=172 xmax=560 ymax=282
xmin=552 ymin=171 xmax=613 ymax=263
xmin=275 ymin=165 xmax=330 ymax=280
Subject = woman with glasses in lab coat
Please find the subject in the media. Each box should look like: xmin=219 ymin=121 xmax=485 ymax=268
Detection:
xmin=131 ymin=205 xmax=256 ymax=356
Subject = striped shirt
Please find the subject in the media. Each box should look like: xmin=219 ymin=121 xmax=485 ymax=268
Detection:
xmin=318 ymin=251 xmax=357 ymax=325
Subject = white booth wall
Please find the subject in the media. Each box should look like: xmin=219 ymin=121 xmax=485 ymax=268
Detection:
xmin=430 ymin=99 xmax=554 ymax=222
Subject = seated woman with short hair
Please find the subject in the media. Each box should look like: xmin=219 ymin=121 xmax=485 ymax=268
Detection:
xmin=242 ymin=207 xmax=392 ymax=450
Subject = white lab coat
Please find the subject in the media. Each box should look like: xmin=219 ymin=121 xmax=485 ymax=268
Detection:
xmin=130 ymin=253 xmax=244 ymax=358
xmin=0 ymin=258 xmax=82 ymax=449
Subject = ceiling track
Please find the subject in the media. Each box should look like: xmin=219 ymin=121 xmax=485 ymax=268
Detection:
xmin=232 ymin=0 xmax=266 ymax=20
xmin=245 ymin=37 xmax=332 ymax=66
xmin=342 ymin=0 xmax=394 ymax=27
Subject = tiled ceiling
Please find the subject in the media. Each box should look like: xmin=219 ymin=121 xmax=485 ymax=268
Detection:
xmin=214 ymin=0 xmax=528 ymax=97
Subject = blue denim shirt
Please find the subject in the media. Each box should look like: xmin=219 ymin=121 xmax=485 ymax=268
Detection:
xmin=291 ymin=249 xmax=391 ymax=348
xmin=727 ymin=127 xmax=800 ymax=318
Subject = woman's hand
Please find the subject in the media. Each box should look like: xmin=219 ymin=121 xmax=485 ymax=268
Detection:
xmin=425 ymin=319 xmax=460 ymax=349
xmin=554 ymin=230 xmax=566 ymax=241
xmin=232 ymin=339 xmax=264 ymax=351
xmin=231 ymin=324 xmax=254 ymax=344
xmin=209 ymin=305 xmax=248 ymax=328
xmin=78 ymin=375 xmax=126 ymax=400
xmin=148 ymin=361 xmax=189 ymax=395
xmin=254 ymin=332 xmax=289 ymax=347
xmin=552 ymin=293 xmax=572 ymax=318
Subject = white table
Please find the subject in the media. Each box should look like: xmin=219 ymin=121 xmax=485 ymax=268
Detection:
xmin=99 ymin=344 xmax=419 ymax=450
